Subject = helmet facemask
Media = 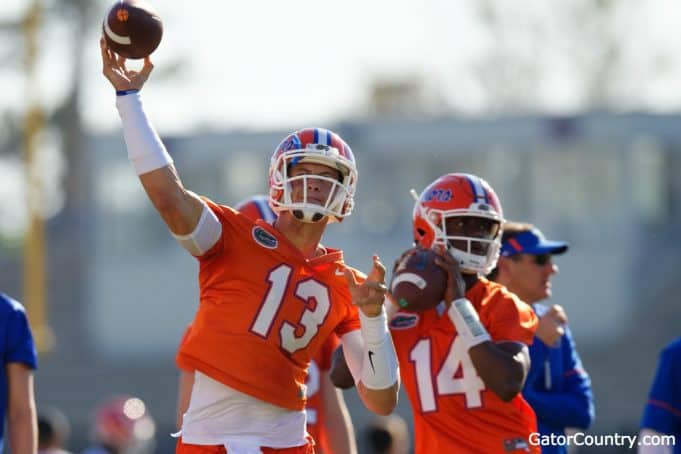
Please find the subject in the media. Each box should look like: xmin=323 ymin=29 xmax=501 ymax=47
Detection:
xmin=269 ymin=148 xmax=357 ymax=223
xmin=411 ymin=173 xmax=504 ymax=275
xmin=417 ymin=205 xmax=502 ymax=275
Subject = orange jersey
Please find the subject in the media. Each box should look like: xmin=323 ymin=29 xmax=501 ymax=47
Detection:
xmin=305 ymin=333 xmax=340 ymax=453
xmin=177 ymin=198 xmax=361 ymax=411
xmin=389 ymin=277 xmax=539 ymax=454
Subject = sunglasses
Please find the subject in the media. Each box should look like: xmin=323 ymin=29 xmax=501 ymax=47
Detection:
xmin=530 ymin=254 xmax=552 ymax=266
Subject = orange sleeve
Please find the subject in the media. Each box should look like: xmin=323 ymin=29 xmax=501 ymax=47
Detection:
xmin=484 ymin=291 xmax=538 ymax=345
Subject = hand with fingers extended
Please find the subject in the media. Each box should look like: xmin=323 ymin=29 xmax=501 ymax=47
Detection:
xmin=344 ymin=255 xmax=388 ymax=317
xmin=100 ymin=36 xmax=154 ymax=92
xmin=433 ymin=249 xmax=466 ymax=305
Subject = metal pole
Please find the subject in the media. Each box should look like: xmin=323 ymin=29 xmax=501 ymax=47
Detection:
xmin=23 ymin=0 xmax=54 ymax=353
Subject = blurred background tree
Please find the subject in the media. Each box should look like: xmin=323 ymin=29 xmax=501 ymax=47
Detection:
xmin=0 ymin=0 xmax=185 ymax=353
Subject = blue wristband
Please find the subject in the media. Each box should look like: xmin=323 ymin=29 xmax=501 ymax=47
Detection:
xmin=116 ymin=89 xmax=140 ymax=96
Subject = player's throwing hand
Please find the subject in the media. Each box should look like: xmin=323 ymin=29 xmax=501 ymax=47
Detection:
xmin=100 ymin=36 xmax=154 ymax=92
xmin=345 ymin=255 xmax=388 ymax=317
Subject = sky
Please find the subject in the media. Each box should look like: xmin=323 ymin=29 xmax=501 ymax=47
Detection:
xmin=84 ymin=0 xmax=488 ymax=133
xmin=1 ymin=0 xmax=681 ymax=237
xmin=1 ymin=0 xmax=679 ymax=136
xmin=2 ymin=0 xmax=486 ymax=133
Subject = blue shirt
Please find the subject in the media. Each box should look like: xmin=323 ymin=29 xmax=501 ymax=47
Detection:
xmin=641 ymin=337 xmax=681 ymax=454
xmin=0 ymin=293 xmax=38 ymax=453
xmin=522 ymin=304 xmax=595 ymax=454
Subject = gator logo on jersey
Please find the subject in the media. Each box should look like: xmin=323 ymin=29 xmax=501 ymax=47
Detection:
xmin=252 ymin=226 xmax=278 ymax=249
xmin=389 ymin=312 xmax=419 ymax=330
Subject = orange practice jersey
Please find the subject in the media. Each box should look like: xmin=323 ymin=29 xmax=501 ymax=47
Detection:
xmin=389 ymin=277 xmax=539 ymax=454
xmin=177 ymin=198 xmax=361 ymax=411
xmin=305 ymin=333 xmax=340 ymax=453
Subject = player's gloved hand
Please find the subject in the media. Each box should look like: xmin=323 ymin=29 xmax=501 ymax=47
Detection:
xmin=345 ymin=255 xmax=388 ymax=317
xmin=535 ymin=304 xmax=567 ymax=347
xmin=100 ymin=36 xmax=154 ymax=92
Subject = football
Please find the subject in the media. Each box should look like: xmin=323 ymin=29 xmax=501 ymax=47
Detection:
xmin=102 ymin=0 xmax=163 ymax=59
xmin=390 ymin=247 xmax=447 ymax=312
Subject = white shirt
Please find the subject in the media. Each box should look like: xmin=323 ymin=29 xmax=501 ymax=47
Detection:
xmin=180 ymin=372 xmax=308 ymax=453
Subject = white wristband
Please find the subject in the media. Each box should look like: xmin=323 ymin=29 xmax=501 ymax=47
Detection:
xmin=448 ymin=298 xmax=491 ymax=350
xmin=116 ymin=92 xmax=173 ymax=175
xmin=359 ymin=307 xmax=390 ymax=345
xmin=359 ymin=308 xmax=400 ymax=390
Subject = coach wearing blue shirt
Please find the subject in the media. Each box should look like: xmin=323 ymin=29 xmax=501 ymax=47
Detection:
xmin=0 ymin=293 xmax=38 ymax=453
xmin=639 ymin=337 xmax=681 ymax=454
xmin=489 ymin=223 xmax=594 ymax=454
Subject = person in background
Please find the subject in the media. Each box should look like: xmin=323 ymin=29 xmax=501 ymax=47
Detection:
xmin=38 ymin=406 xmax=73 ymax=454
xmin=0 ymin=292 xmax=38 ymax=454
xmin=176 ymin=196 xmax=357 ymax=454
xmin=303 ymin=331 xmax=357 ymax=454
xmin=638 ymin=337 xmax=680 ymax=454
xmin=80 ymin=395 xmax=156 ymax=454
xmin=489 ymin=222 xmax=594 ymax=454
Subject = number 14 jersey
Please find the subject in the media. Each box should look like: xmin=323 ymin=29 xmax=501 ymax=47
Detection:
xmin=390 ymin=278 xmax=539 ymax=454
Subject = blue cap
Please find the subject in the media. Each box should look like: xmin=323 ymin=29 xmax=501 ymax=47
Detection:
xmin=500 ymin=228 xmax=568 ymax=257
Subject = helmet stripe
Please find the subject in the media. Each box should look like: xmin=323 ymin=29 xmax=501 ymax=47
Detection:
xmin=314 ymin=127 xmax=332 ymax=146
xmin=465 ymin=174 xmax=489 ymax=204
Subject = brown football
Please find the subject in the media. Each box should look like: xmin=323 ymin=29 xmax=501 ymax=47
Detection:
xmin=390 ymin=247 xmax=447 ymax=312
xmin=102 ymin=0 xmax=163 ymax=59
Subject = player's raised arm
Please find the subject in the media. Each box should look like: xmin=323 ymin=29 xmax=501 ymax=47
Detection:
xmin=100 ymin=37 xmax=209 ymax=244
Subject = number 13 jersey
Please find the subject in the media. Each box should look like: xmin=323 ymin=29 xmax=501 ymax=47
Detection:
xmin=177 ymin=198 xmax=361 ymax=411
